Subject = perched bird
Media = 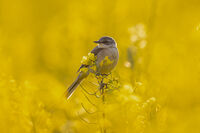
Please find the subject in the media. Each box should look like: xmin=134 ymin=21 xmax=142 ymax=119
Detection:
xmin=66 ymin=36 xmax=119 ymax=99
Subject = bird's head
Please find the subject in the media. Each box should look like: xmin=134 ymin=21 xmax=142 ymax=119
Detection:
xmin=94 ymin=36 xmax=117 ymax=48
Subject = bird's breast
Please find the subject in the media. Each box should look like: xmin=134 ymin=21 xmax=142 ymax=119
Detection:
xmin=96 ymin=47 xmax=119 ymax=74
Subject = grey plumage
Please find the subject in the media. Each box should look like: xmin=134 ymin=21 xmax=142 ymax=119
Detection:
xmin=66 ymin=36 xmax=119 ymax=99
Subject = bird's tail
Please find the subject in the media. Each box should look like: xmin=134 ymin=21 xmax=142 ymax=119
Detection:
xmin=65 ymin=72 xmax=88 ymax=99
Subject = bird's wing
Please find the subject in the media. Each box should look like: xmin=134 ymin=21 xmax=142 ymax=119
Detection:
xmin=77 ymin=46 xmax=103 ymax=72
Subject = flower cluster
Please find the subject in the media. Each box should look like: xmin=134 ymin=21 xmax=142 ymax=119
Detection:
xmin=80 ymin=53 xmax=97 ymax=73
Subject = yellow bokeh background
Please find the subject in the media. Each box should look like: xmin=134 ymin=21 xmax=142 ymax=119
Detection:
xmin=0 ymin=0 xmax=200 ymax=132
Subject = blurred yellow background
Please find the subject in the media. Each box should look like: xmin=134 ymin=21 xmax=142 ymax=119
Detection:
xmin=0 ymin=0 xmax=200 ymax=133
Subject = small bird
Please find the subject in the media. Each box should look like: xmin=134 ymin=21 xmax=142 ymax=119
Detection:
xmin=66 ymin=36 xmax=119 ymax=99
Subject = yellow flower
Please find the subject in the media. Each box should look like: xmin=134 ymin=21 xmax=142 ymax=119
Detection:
xmin=81 ymin=56 xmax=89 ymax=65
xmin=80 ymin=67 xmax=88 ymax=73
xmin=90 ymin=65 xmax=96 ymax=72
xmin=130 ymin=95 xmax=141 ymax=102
xmin=103 ymin=78 xmax=110 ymax=84
xmin=122 ymin=84 xmax=133 ymax=94
xmin=88 ymin=53 xmax=96 ymax=61
xmin=81 ymin=53 xmax=97 ymax=66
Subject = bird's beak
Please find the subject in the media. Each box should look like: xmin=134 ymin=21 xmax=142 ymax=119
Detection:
xmin=93 ymin=40 xmax=100 ymax=44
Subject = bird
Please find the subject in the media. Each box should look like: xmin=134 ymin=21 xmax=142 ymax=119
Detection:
xmin=66 ymin=36 xmax=119 ymax=99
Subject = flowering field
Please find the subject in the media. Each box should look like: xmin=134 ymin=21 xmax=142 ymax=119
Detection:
xmin=0 ymin=0 xmax=200 ymax=133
